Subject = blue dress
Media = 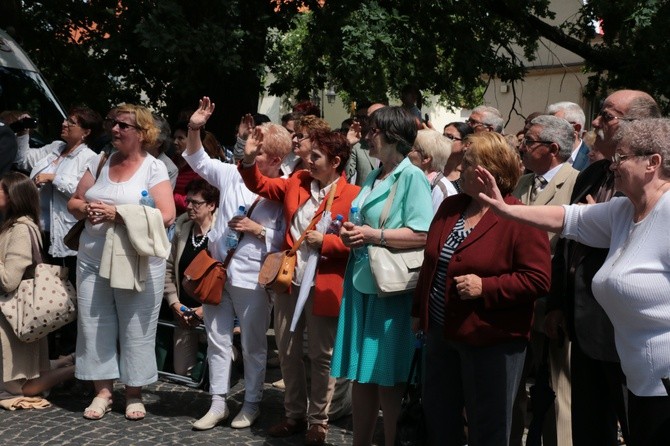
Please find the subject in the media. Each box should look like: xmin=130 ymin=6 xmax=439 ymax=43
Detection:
xmin=331 ymin=158 xmax=433 ymax=385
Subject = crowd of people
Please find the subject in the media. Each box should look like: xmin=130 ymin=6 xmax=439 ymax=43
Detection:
xmin=0 ymin=87 xmax=668 ymax=446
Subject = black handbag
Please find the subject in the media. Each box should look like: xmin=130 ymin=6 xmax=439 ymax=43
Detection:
xmin=395 ymin=332 xmax=426 ymax=446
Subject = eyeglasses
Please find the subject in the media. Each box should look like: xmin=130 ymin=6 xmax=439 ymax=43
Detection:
xmin=105 ymin=118 xmax=142 ymax=131
xmin=292 ymin=132 xmax=308 ymax=142
xmin=466 ymin=117 xmax=491 ymax=129
xmin=444 ymin=133 xmax=462 ymax=141
xmin=521 ymin=138 xmax=554 ymax=148
xmin=598 ymin=110 xmax=636 ymax=124
xmin=185 ymin=198 xmax=207 ymax=207
xmin=64 ymin=118 xmax=80 ymax=128
xmin=612 ymin=151 xmax=655 ymax=164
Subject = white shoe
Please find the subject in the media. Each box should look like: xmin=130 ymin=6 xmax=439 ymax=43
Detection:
xmin=230 ymin=407 xmax=260 ymax=429
xmin=192 ymin=408 xmax=230 ymax=430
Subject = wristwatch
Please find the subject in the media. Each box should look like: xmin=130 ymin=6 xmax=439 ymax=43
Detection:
xmin=256 ymin=226 xmax=266 ymax=239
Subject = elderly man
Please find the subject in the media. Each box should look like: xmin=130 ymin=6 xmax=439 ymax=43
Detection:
xmin=466 ymin=105 xmax=504 ymax=133
xmin=511 ymin=115 xmax=579 ymax=446
xmin=546 ymin=102 xmax=590 ymax=171
xmin=545 ymin=90 xmax=661 ymax=446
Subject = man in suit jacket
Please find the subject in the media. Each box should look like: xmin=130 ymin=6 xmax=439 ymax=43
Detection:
xmin=545 ymin=90 xmax=661 ymax=445
xmin=511 ymin=115 xmax=579 ymax=446
xmin=547 ymin=101 xmax=590 ymax=171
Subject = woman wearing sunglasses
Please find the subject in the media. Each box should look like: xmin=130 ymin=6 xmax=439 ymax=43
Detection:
xmin=289 ymin=115 xmax=330 ymax=175
xmin=68 ymin=104 xmax=176 ymax=421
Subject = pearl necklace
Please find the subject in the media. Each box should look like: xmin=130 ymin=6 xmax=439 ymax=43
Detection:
xmin=191 ymin=228 xmax=210 ymax=248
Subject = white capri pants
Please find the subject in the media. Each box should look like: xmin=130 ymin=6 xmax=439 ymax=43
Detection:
xmin=204 ymin=283 xmax=272 ymax=402
xmin=75 ymin=258 xmax=165 ymax=387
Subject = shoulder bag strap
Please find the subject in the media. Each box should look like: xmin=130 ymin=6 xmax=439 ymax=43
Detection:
xmin=288 ymin=180 xmax=338 ymax=256
xmin=378 ymin=180 xmax=399 ymax=230
xmin=220 ymin=195 xmax=263 ymax=269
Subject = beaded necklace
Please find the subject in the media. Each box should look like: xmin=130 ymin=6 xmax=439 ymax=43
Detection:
xmin=191 ymin=227 xmax=210 ymax=248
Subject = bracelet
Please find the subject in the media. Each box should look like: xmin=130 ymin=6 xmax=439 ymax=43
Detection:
xmin=380 ymin=228 xmax=387 ymax=246
xmin=188 ymin=123 xmax=203 ymax=131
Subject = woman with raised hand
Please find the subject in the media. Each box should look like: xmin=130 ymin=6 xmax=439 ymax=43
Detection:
xmin=68 ymin=104 xmax=175 ymax=421
xmin=184 ymin=97 xmax=290 ymax=431
xmin=239 ymin=113 xmax=359 ymax=446
xmin=476 ymin=118 xmax=670 ymax=446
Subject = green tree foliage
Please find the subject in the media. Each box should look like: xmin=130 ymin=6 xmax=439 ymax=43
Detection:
xmin=267 ymin=0 xmax=670 ymax=111
xmin=4 ymin=0 xmax=294 ymax=142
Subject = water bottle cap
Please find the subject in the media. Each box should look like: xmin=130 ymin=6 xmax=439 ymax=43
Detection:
xmin=336 ymin=214 xmax=344 ymax=221
xmin=351 ymin=206 xmax=359 ymax=212
xmin=141 ymin=190 xmax=149 ymax=197
xmin=238 ymin=205 xmax=246 ymax=212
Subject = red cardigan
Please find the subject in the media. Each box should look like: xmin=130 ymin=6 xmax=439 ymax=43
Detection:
xmin=239 ymin=164 xmax=360 ymax=317
xmin=412 ymin=194 xmax=551 ymax=346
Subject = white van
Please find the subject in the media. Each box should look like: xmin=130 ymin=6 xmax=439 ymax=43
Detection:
xmin=0 ymin=28 xmax=66 ymax=144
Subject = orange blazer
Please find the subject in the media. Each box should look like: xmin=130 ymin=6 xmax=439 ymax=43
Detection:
xmin=239 ymin=164 xmax=360 ymax=317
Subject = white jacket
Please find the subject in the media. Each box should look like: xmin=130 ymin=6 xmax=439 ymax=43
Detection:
xmin=15 ymin=134 xmax=97 ymax=257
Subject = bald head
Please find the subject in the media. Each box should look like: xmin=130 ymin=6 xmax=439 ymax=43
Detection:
xmin=367 ymin=103 xmax=385 ymax=116
xmin=592 ymin=90 xmax=660 ymax=157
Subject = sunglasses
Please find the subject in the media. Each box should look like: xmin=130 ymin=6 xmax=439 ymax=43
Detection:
xmin=292 ymin=132 xmax=308 ymax=142
xmin=598 ymin=110 xmax=636 ymax=124
xmin=105 ymin=118 xmax=142 ymax=131
xmin=185 ymin=198 xmax=207 ymax=207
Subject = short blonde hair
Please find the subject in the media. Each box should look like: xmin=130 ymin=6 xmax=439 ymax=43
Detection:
xmin=258 ymin=123 xmax=293 ymax=159
xmin=463 ymin=132 xmax=521 ymax=195
xmin=413 ymin=129 xmax=452 ymax=172
xmin=114 ymin=104 xmax=160 ymax=149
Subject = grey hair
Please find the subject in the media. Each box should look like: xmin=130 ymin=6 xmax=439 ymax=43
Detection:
xmin=413 ymin=129 xmax=452 ymax=172
xmin=472 ymin=105 xmax=504 ymax=133
xmin=531 ymin=115 xmax=575 ymax=161
xmin=546 ymin=101 xmax=585 ymax=129
xmin=614 ymin=118 xmax=670 ymax=177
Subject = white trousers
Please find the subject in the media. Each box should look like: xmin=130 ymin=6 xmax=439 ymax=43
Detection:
xmin=75 ymin=258 xmax=164 ymax=386
xmin=203 ymin=283 xmax=272 ymax=401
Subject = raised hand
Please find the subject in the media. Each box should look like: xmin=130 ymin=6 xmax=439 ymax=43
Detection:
xmin=237 ymin=113 xmax=255 ymax=139
xmin=244 ymin=127 xmax=264 ymax=159
xmin=189 ymin=96 xmax=215 ymax=129
xmin=475 ymin=166 xmax=507 ymax=213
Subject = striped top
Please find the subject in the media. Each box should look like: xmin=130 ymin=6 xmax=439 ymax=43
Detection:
xmin=428 ymin=215 xmax=472 ymax=326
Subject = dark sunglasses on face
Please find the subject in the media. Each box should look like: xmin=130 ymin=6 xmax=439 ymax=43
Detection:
xmin=292 ymin=133 xmax=308 ymax=142
xmin=105 ymin=118 xmax=142 ymax=131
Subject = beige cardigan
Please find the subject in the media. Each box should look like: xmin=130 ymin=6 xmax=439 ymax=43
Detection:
xmin=99 ymin=204 xmax=170 ymax=291
xmin=0 ymin=217 xmax=49 ymax=383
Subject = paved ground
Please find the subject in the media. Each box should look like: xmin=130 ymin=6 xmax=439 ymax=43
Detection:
xmin=0 ymin=364 xmax=359 ymax=446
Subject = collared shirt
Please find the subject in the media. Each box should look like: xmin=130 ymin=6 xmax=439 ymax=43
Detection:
xmin=537 ymin=163 xmax=564 ymax=192
xmin=290 ymin=178 xmax=338 ymax=286
xmin=568 ymin=140 xmax=584 ymax=164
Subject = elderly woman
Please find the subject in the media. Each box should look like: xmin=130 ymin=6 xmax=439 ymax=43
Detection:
xmin=412 ymin=132 xmax=551 ymax=446
xmin=163 ymin=179 xmax=219 ymax=376
xmin=333 ymin=106 xmax=434 ymax=446
xmin=0 ymin=173 xmax=76 ymax=404
xmin=477 ymin=118 xmax=670 ymax=446
xmin=239 ymin=121 xmax=359 ymax=446
xmin=409 ymin=129 xmax=454 ymax=213
xmin=67 ymin=104 xmax=176 ymax=421
xmin=185 ymin=98 xmax=291 ymax=431
xmin=443 ymin=121 xmax=474 ymax=193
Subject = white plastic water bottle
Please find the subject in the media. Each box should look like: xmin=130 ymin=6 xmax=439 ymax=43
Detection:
xmin=326 ymin=214 xmax=344 ymax=235
xmin=139 ymin=189 xmax=155 ymax=207
xmin=225 ymin=205 xmax=246 ymax=249
xmin=349 ymin=207 xmax=368 ymax=260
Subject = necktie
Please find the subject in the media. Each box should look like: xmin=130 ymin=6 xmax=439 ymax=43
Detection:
xmin=530 ymin=175 xmax=547 ymax=203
